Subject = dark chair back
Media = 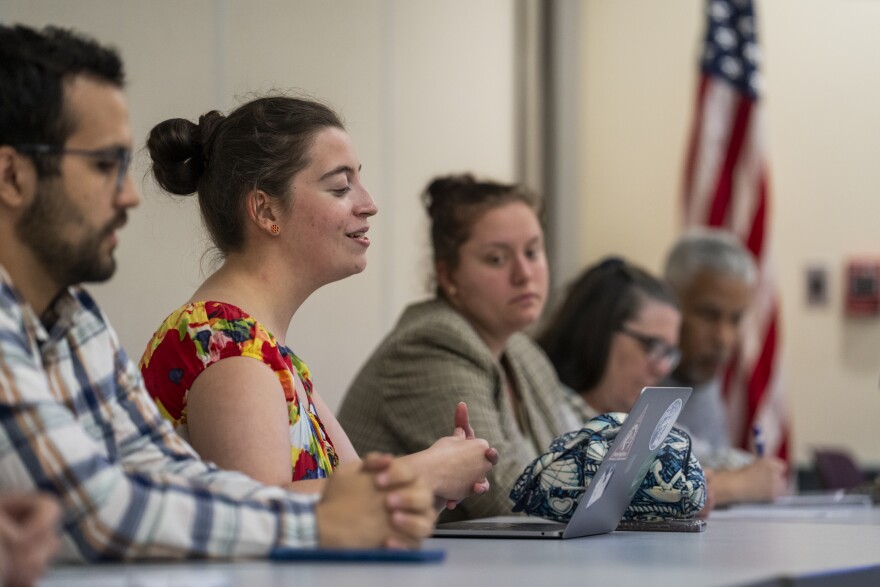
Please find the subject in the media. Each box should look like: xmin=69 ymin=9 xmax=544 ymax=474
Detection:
xmin=813 ymin=448 xmax=865 ymax=490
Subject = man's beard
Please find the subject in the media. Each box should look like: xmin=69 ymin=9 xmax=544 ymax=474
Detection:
xmin=15 ymin=179 xmax=123 ymax=288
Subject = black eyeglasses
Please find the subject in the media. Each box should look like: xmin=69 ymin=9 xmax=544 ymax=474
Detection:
xmin=15 ymin=144 xmax=132 ymax=193
xmin=619 ymin=327 xmax=681 ymax=369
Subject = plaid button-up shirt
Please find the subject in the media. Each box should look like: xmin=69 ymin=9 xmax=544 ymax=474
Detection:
xmin=0 ymin=265 xmax=318 ymax=561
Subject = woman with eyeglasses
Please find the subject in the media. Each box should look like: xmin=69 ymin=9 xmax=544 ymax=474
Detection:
xmin=537 ymin=258 xmax=682 ymax=420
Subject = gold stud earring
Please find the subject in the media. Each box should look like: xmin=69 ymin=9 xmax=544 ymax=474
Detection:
xmin=447 ymin=286 xmax=457 ymax=297
xmin=270 ymin=224 xmax=280 ymax=235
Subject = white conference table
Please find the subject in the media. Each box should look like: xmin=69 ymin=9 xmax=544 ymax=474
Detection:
xmin=40 ymin=509 xmax=880 ymax=587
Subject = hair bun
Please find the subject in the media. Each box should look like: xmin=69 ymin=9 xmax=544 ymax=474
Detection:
xmin=597 ymin=256 xmax=625 ymax=270
xmin=147 ymin=110 xmax=226 ymax=195
xmin=197 ymin=110 xmax=224 ymax=151
xmin=422 ymin=173 xmax=476 ymax=219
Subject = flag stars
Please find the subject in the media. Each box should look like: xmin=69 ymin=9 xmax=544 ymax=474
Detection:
xmin=701 ymin=0 xmax=760 ymax=97
xmin=709 ymin=0 xmax=732 ymax=21
xmin=703 ymin=45 xmax=718 ymax=62
xmin=743 ymin=42 xmax=760 ymax=66
xmin=738 ymin=16 xmax=755 ymax=37
xmin=748 ymin=71 xmax=761 ymax=95
xmin=720 ymin=56 xmax=743 ymax=80
xmin=714 ymin=26 xmax=737 ymax=50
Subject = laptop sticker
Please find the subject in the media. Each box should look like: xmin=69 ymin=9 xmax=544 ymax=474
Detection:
xmin=649 ymin=399 xmax=683 ymax=451
xmin=608 ymin=405 xmax=647 ymax=461
xmin=585 ymin=463 xmax=616 ymax=509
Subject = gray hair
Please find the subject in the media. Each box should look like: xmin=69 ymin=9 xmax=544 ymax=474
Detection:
xmin=664 ymin=228 xmax=757 ymax=291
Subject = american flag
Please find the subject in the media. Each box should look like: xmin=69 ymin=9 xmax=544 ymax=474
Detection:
xmin=682 ymin=0 xmax=789 ymax=462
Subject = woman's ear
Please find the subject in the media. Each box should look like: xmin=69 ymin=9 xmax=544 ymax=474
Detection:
xmin=436 ymin=260 xmax=458 ymax=299
xmin=245 ymin=189 xmax=281 ymax=236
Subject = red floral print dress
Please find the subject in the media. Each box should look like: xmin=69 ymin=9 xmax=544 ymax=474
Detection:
xmin=140 ymin=301 xmax=338 ymax=480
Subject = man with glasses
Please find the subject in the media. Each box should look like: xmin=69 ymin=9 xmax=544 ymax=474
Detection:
xmin=0 ymin=23 xmax=434 ymax=563
xmin=662 ymin=229 xmax=787 ymax=505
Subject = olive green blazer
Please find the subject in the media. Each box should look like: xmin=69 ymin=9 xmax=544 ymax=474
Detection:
xmin=338 ymin=298 xmax=582 ymax=521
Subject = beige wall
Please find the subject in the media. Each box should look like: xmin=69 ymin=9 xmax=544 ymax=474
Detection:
xmin=0 ymin=0 xmax=517 ymax=416
xmin=575 ymin=0 xmax=880 ymax=466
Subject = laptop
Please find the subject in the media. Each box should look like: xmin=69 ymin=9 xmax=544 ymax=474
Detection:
xmin=434 ymin=386 xmax=692 ymax=539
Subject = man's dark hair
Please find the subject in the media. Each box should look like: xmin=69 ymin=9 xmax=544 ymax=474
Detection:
xmin=0 ymin=24 xmax=124 ymax=175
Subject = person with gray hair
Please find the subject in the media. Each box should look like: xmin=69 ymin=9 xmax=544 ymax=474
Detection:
xmin=661 ymin=228 xmax=787 ymax=505
xmin=666 ymin=228 xmax=757 ymax=298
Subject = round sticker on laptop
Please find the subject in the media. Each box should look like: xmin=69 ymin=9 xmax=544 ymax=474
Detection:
xmin=649 ymin=398 xmax=683 ymax=450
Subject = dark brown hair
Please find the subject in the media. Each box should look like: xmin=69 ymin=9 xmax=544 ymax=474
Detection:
xmin=538 ymin=257 xmax=678 ymax=393
xmin=0 ymin=24 xmax=124 ymax=177
xmin=147 ymin=96 xmax=344 ymax=254
xmin=423 ymin=173 xmax=541 ymax=297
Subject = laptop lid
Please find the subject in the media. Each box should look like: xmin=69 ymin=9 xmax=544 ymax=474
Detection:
xmin=433 ymin=386 xmax=692 ymax=539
